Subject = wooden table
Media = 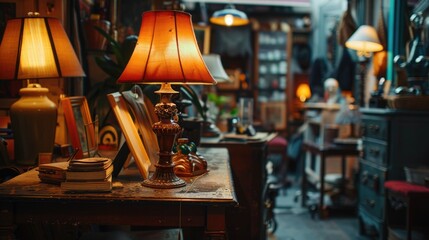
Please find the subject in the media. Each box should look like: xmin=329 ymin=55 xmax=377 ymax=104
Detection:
xmin=201 ymin=132 xmax=276 ymax=240
xmin=301 ymin=141 xmax=360 ymax=218
xmin=0 ymin=148 xmax=237 ymax=240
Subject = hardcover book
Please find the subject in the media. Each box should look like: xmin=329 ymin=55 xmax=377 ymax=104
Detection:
xmin=68 ymin=157 xmax=112 ymax=172
xmin=66 ymin=164 xmax=114 ymax=181
xmin=61 ymin=175 xmax=112 ymax=192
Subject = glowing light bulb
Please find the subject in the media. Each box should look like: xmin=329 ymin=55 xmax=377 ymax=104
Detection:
xmin=224 ymin=14 xmax=234 ymax=26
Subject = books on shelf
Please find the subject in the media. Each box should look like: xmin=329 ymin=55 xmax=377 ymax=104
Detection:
xmin=61 ymin=157 xmax=113 ymax=192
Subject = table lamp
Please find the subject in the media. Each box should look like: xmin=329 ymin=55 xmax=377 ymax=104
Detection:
xmin=117 ymin=10 xmax=216 ymax=188
xmin=0 ymin=13 xmax=85 ymax=165
xmin=345 ymin=25 xmax=383 ymax=106
xmin=200 ymin=54 xmax=230 ymax=137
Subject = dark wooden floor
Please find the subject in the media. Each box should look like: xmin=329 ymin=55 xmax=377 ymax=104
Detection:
xmin=267 ymin=184 xmax=371 ymax=240
xmin=264 ymin=152 xmax=373 ymax=240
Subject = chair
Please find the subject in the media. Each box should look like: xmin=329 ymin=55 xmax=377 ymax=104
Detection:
xmin=267 ymin=135 xmax=288 ymax=184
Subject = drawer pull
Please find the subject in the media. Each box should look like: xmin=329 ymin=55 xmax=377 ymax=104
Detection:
xmin=361 ymin=171 xmax=368 ymax=185
xmin=369 ymin=148 xmax=380 ymax=156
xmin=372 ymin=175 xmax=379 ymax=191
xmin=368 ymin=124 xmax=380 ymax=133
xmin=366 ymin=199 xmax=375 ymax=208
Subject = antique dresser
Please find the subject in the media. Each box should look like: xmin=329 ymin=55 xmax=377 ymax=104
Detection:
xmin=358 ymin=108 xmax=429 ymax=239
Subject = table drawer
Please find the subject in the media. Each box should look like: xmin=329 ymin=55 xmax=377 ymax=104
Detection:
xmin=362 ymin=118 xmax=388 ymax=141
xmin=360 ymin=160 xmax=386 ymax=194
xmin=362 ymin=140 xmax=388 ymax=166
xmin=358 ymin=206 xmax=385 ymax=240
xmin=359 ymin=185 xmax=384 ymax=219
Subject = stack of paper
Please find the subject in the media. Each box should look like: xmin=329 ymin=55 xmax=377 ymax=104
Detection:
xmin=61 ymin=157 xmax=113 ymax=192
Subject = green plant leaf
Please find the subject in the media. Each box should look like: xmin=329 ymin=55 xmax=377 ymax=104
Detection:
xmin=180 ymin=85 xmax=206 ymax=121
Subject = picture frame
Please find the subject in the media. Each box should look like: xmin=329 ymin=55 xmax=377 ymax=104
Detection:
xmin=216 ymin=68 xmax=241 ymax=90
xmin=260 ymin=101 xmax=287 ymax=130
xmin=61 ymin=96 xmax=97 ymax=159
xmin=193 ymin=24 xmax=211 ymax=54
xmin=121 ymin=85 xmax=158 ymax=172
xmin=107 ymin=92 xmax=151 ymax=179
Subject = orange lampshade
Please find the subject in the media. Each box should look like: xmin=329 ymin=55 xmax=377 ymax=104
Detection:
xmin=117 ymin=10 xmax=216 ymax=85
xmin=0 ymin=16 xmax=85 ymax=80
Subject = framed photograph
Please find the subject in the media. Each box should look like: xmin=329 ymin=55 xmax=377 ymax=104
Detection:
xmin=260 ymin=101 xmax=286 ymax=130
xmin=107 ymin=92 xmax=151 ymax=179
xmin=194 ymin=24 xmax=211 ymax=54
xmin=61 ymin=96 xmax=97 ymax=159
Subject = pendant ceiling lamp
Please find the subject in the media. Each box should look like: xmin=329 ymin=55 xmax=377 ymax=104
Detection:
xmin=210 ymin=4 xmax=249 ymax=27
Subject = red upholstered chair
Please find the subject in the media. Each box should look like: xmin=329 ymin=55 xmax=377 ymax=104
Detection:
xmin=267 ymin=136 xmax=289 ymax=185
xmin=384 ymin=181 xmax=429 ymax=240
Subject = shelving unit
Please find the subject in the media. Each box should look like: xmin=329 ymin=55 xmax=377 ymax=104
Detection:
xmin=253 ymin=29 xmax=292 ymax=131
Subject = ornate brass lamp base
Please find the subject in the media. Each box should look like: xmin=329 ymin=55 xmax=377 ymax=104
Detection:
xmin=142 ymin=155 xmax=186 ymax=188
xmin=142 ymin=83 xmax=186 ymax=189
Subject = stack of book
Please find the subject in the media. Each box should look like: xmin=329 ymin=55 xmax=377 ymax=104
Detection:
xmin=61 ymin=157 xmax=114 ymax=192
xmin=38 ymin=161 xmax=69 ymax=185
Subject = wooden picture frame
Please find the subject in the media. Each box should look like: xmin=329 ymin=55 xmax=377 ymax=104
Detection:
xmin=107 ymin=92 xmax=151 ymax=179
xmin=61 ymin=96 xmax=97 ymax=159
xmin=194 ymin=24 xmax=211 ymax=54
xmin=121 ymin=85 xmax=158 ymax=173
xmin=216 ymin=68 xmax=241 ymax=90
xmin=260 ymin=102 xmax=286 ymax=130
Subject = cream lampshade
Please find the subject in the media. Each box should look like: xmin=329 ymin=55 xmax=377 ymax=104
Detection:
xmin=0 ymin=13 xmax=85 ymax=165
xmin=203 ymin=54 xmax=231 ymax=83
xmin=345 ymin=25 xmax=383 ymax=57
xmin=345 ymin=25 xmax=383 ymax=107
xmin=118 ymin=10 xmax=216 ymax=188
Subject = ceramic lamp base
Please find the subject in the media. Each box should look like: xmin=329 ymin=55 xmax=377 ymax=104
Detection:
xmin=10 ymin=84 xmax=57 ymax=166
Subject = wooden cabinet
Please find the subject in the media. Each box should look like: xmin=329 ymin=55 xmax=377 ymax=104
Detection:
xmin=358 ymin=108 xmax=429 ymax=240
xmin=200 ymin=133 xmax=275 ymax=240
xmin=253 ymin=30 xmax=292 ymax=131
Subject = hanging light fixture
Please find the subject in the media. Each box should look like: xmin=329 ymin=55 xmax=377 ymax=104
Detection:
xmin=210 ymin=4 xmax=249 ymax=27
